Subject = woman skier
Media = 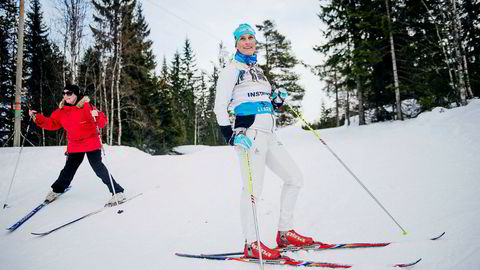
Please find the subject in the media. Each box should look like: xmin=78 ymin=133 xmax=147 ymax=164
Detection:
xmin=214 ymin=23 xmax=314 ymax=260
xmin=29 ymin=84 xmax=125 ymax=206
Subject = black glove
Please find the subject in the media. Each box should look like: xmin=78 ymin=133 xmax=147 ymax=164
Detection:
xmin=219 ymin=125 xmax=234 ymax=145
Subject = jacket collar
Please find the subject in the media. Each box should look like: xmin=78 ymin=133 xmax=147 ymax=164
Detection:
xmin=59 ymin=96 xmax=88 ymax=109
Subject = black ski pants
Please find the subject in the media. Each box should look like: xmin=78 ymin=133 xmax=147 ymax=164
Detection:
xmin=51 ymin=150 xmax=124 ymax=194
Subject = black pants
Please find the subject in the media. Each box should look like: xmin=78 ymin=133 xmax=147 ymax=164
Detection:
xmin=51 ymin=150 xmax=124 ymax=194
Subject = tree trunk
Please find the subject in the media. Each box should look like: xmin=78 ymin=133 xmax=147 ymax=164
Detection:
xmin=115 ymin=41 xmax=122 ymax=146
xmin=101 ymin=56 xmax=108 ymax=143
xmin=385 ymin=0 xmax=403 ymax=120
xmin=463 ymin=54 xmax=473 ymax=98
xmin=194 ymin=104 xmax=197 ymax=145
xmin=109 ymin=58 xmax=117 ymax=145
xmin=40 ymin=76 xmax=45 ymax=146
xmin=356 ymin=76 xmax=365 ymax=125
xmin=451 ymin=0 xmax=467 ymax=105
xmin=333 ymin=70 xmax=340 ymax=127
xmin=346 ymin=90 xmax=350 ymax=126
xmin=421 ymin=0 xmax=457 ymax=94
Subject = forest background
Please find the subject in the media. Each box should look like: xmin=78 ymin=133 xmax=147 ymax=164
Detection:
xmin=1 ymin=0 xmax=478 ymax=154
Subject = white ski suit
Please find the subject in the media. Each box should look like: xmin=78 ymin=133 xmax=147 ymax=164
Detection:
xmin=214 ymin=58 xmax=304 ymax=243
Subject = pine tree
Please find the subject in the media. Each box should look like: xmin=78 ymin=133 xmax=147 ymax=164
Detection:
xmin=461 ymin=0 xmax=480 ymax=97
xmin=180 ymin=38 xmax=198 ymax=144
xmin=396 ymin=0 xmax=454 ymax=109
xmin=203 ymin=66 xmax=219 ymax=145
xmin=255 ymin=20 xmax=304 ymax=126
xmin=316 ymin=0 xmax=390 ymax=124
xmin=0 ymin=0 xmax=18 ymax=146
xmin=119 ymin=2 xmax=166 ymax=154
xmin=202 ymin=42 xmax=228 ymax=146
xmin=91 ymin=0 xmax=136 ymax=145
xmin=195 ymin=71 xmax=208 ymax=145
xmin=78 ymin=47 xmax=102 ymax=101
xmin=24 ymin=0 xmax=65 ymax=146
xmin=169 ymin=51 xmax=186 ymax=145
xmin=157 ymin=56 xmax=182 ymax=152
xmin=316 ymin=0 xmax=474 ymax=123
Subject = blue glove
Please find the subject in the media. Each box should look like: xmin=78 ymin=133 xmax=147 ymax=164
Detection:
xmin=278 ymin=88 xmax=288 ymax=99
xmin=233 ymin=134 xmax=252 ymax=150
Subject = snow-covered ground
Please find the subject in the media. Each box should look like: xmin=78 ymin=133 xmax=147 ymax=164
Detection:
xmin=1 ymin=99 xmax=479 ymax=270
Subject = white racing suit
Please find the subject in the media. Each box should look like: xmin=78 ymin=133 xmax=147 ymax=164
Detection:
xmin=214 ymin=59 xmax=303 ymax=243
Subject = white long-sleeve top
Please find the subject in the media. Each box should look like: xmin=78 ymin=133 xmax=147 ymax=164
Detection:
xmin=214 ymin=59 xmax=276 ymax=132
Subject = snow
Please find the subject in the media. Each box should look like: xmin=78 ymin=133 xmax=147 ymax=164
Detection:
xmin=1 ymin=99 xmax=480 ymax=270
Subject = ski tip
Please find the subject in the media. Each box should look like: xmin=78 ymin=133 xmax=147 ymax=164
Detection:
xmin=395 ymin=258 xmax=422 ymax=268
xmin=430 ymin=232 xmax=445 ymax=241
xmin=31 ymin=232 xmax=45 ymax=236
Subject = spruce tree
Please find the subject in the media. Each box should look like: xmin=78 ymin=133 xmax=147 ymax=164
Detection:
xmin=395 ymin=0 xmax=454 ymax=109
xmin=180 ymin=38 xmax=198 ymax=144
xmin=157 ymin=56 xmax=182 ymax=152
xmin=120 ymin=2 xmax=166 ymax=154
xmin=256 ymin=20 xmax=304 ymax=126
xmin=0 ymin=0 xmax=17 ymax=146
xmin=461 ymin=0 xmax=480 ymax=97
xmin=169 ymin=51 xmax=186 ymax=145
xmin=24 ymin=0 xmax=64 ymax=146
xmin=203 ymin=42 xmax=228 ymax=146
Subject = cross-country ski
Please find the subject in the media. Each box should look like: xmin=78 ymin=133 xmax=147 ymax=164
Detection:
xmin=6 ymin=187 xmax=71 ymax=232
xmin=31 ymin=193 xmax=142 ymax=236
xmin=175 ymin=252 xmax=422 ymax=268
xmin=198 ymin=232 xmax=446 ymax=256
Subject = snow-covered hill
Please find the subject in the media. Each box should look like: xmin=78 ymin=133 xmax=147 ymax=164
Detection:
xmin=1 ymin=99 xmax=479 ymax=270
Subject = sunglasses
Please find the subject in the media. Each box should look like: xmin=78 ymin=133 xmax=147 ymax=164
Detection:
xmin=63 ymin=90 xmax=74 ymax=96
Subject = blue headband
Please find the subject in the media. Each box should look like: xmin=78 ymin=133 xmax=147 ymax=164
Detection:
xmin=233 ymin=23 xmax=256 ymax=41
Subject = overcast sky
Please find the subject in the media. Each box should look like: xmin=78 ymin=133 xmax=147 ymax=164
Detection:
xmin=45 ymin=0 xmax=328 ymax=121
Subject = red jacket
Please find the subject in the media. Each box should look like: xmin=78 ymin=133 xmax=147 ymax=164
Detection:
xmin=35 ymin=97 xmax=107 ymax=153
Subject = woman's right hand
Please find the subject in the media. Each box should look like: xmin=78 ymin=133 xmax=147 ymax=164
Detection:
xmin=28 ymin=110 xmax=37 ymax=117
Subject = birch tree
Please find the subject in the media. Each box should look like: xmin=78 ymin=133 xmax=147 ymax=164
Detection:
xmin=91 ymin=0 xmax=135 ymax=145
xmin=450 ymin=0 xmax=467 ymax=105
xmin=385 ymin=0 xmax=403 ymax=120
xmin=53 ymin=0 xmax=88 ymax=84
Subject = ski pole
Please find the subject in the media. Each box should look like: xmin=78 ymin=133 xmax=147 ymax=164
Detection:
xmin=3 ymin=116 xmax=33 ymax=209
xmin=286 ymin=105 xmax=408 ymax=235
xmin=243 ymin=150 xmax=264 ymax=270
xmin=89 ymin=104 xmax=123 ymax=214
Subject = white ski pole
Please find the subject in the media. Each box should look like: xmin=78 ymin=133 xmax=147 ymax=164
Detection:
xmin=90 ymin=107 xmax=122 ymax=214
xmin=243 ymin=150 xmax=264 ymax=270
xmin=3 ymin=117 xmax=33 ymax=209
xmin=287 ymin=105 xmax=408 ymax=235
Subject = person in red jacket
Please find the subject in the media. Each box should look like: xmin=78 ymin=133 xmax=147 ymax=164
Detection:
xmin=29 ymin=84 xmax=125 ymax=206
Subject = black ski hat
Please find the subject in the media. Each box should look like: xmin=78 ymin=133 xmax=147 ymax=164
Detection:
xmin=64 ymin=84 xmax=81 ymax=96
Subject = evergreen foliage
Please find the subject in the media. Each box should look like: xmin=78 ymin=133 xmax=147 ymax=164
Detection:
xmin=314 ymin=0 xmax=478 ymax=128
xmin=3 ymin=1 xmax=476 ymax=153
xmin=24 ymin=0 xmax=65 ymax=146
xmin=0 ymin=0 xmax=18 ymax=146
xmin=180 ymin=39 xmax=197 ymax=145
xmin=255 ymin=20 xmax=305 ymax=126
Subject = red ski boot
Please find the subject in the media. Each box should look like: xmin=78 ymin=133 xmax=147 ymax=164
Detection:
xmin=276 ymin=230 xmax=314 ymax=247
xmin=244 ymin=241 xmax=282 ymax=260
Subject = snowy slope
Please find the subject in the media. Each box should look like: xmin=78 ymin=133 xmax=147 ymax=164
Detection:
xmin=1 ymin=99 xmax=479 ymax=270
